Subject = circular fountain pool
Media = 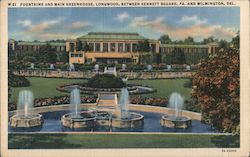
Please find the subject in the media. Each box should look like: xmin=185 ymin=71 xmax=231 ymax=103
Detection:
xmin=160 ymin=115 xmax=192 ymax=129
xmin=10 ymin=114 xmax=44 ymax=128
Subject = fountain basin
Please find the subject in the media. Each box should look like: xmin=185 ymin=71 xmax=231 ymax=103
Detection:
xmin=94 ymin=110 xmax=144 ymax=128
xmin=10 ymin=114 xmax=43 ymax=128
xmin=61 ymin=112 xmax=96 ymax=128
xmin=61 ymin=110 xmax=144 ymax=129
xmin=111 ymin=112 xmax=144 ymax=128
xmin=160 ymin=115 xmax=192 ymax=129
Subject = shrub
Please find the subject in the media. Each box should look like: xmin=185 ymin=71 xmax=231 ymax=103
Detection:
xmin=192 ymin=47 xmax=239 ymax=133
xmin=87 ymin=74 xmax=126 ymax=88
xmin=8 ymin=71 xmax=30 ymax=87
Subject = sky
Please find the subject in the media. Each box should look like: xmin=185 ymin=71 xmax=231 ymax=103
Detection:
xmin=8 ymin=7 xmax=240 ymax=42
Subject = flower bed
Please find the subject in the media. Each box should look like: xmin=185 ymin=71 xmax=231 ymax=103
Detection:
xmin=130 ymin=96 xmax=168 ymax=107
xmin=8 ymin=95 xmax=97 ymax=111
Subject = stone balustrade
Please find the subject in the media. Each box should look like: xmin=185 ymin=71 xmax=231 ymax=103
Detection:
xmin=13 ymin=70 xmax=195 ymax=79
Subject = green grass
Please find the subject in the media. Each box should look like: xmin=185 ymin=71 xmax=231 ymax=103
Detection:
xmin=10 ymin=77 xmax=192 ymax=102
xmin=10 ymin=77 xmax=85 ymax=102
xmin=128 ymin=79 xmax=192 ymax=99
xmin=8 ymin=133 xmax=239 ymax=149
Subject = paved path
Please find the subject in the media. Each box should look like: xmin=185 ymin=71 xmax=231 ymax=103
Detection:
xmin=97 ymin=94 xmax=118 ymax=109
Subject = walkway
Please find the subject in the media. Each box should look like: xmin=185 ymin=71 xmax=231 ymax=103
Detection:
xmin=97 ymin=93 xmax=118 ymax=109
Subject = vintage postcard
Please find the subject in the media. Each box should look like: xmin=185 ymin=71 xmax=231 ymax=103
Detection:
xmin=1 ymin=0 xmax=249 ymax=156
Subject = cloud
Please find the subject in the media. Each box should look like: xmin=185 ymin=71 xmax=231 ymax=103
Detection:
xmin=14 ymin=17 xmax=77 ymax=40
xmin=130 ymin=16 xmax=237 ymax=41
xmin=179 ymin=15 xmax=207 ymax=25
xmin=70 ymin=21 xmax=91 ymax=29
xmin=18 ymin=17 xmax=64 ymax=34
xmin=115 ymin=12 xmax=129 ymax=22
xmin=130 ymin=16 xmax=164 ymax=27
xmin=17 ymin=19 xmax=32 ymax=27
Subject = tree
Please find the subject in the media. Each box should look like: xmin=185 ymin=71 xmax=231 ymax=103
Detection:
xmin=171 ymin=48 xmax=186 ymax=64
xmin=202 ymin=36 xmax=215 ymax=44
xmin=60 ymin=51 xmax=69 ymax=63
xmin=192 ymin=47 xmax=239 ymax=133
xmin=231 ymin=31 xmax=239 ymax=49
xmin=38 ymin=44 xmax=57 ymax=63
xmin=184 ymin=36 xmax=195 ymax=45
xmin=137 ymin=40 xmax=150 ymax=52
xmin=218 ymin=40 xmax=229 ymax=49
xmin=159 ymin=34 xmax=172 ymax=44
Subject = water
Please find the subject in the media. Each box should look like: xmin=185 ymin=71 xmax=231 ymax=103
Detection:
xmin=167 ymin=65 xmax=171 ymax=70
xmin=17 ymin=90 xmax=34 ymax=117
xmin=8 ymin=110 xmax=218 ymax=133
xmin=94 ymin=64 xmax=99 ymax=71
xmin=30 ymin=63 xmax=34 ymax=69
xmin=50 ymin=64 xmax=54 ymax=70
xmin=147 ymin=65 xmax=152 ymax=71
xmin=119 ymin=88 xmax=130 ymax=119
xmin=169 ymin=92 xmax=184 ymax=118
xmin=70 ymin=88 xmax=81 ymax=117
xmin=122 ymin=64 xmax=126 ymax=70
xmin=69 ymin=64 xmax=75 ymax=71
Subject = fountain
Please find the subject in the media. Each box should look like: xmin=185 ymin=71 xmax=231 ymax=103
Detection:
xmin=30 ymin=63 xmax=34 ymax=69
xmin=167 ymin=65 xmax=171 ymax=71
xmin=69 ymin=63 xmax=75 ymax=71
xmin=61 ymin=88 xmax=96 ymax=128
xmin=61 ymin=87 xmax=144 ymax=129
xmin=122 ymin=64 xmax=126 ymax=71
xmin=186 ymin=65 xmax=191 ymax=71
xmin=104 ymin=88 xmax=144 ymax=128
xmin=10 ymin=90 xmax=43 ymax=128
xmin=147 ymin=64 xmax=152 ymax=71
xmin=94 ymin=64 xmax=99 ymax=72
xmin=70 ymin=88 xmax=81 ymax=118
xmin=161 ymin=92 xmax=192 ymax=129
xmin=49 ymin=64 xmax=54 ymax=70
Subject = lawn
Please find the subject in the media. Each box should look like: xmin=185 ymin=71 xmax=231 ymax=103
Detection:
xmin=10 ymin=77 xmax=192 ymax=102
xmin=8 ymin=133 xmax=239 ymax=149
xmin=128 ymin=79 xmax=192 ymax=99
xmin=10 ymin=77 xmax=85 ymax=102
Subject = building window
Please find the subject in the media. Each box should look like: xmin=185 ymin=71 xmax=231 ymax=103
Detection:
xmin=89 ymin=43 xmax=94 ymax=51
xmin=151 ymin=44 xmax=156 ymax=52
xmin=87 ymin=58 xmax=92 ymax=63
xmin=103 ymin=43 xmax=108 ymax=52
xmin=125 ymin=43 xmax=131 ymax=52
xmin=132 ymin=43 xmax=138 ymax=52
xmin=95 ymin=43 xmax=100 ymax=52
xmin=111 ymin=43 xmax=116 ymax=52
xmin=56 ymin=46 xmax=60 ymax=52
xmin=118 ymin=43 xmax=123 ymax=52
xmin=70 ymin=43 xmax=74 ymax=51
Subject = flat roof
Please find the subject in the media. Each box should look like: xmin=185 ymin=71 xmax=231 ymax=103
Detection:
xmin=17 ymin=41 xmax=66 ymax=46
xmin=77 ymin=32 xmax=148 ymax=41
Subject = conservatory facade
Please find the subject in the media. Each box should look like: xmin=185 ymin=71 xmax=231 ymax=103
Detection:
xmin=66 ymin=32 xmax=160 ymax=64
xmin=66 ymin=32 xmax=219 ymax=64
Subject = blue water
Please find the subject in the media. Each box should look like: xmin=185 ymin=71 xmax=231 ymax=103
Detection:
xmin=8 ymin=110 xmax=218 ymax=133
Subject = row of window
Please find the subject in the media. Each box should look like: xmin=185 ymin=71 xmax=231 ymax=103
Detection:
xmin=160 ymin=47 xmax=209 ymax=53
xmin=71 ymin=54 xmax=83 ymax=57
xmin=70 ymin=42 xmax=156 ymax=53
xmin=16 ymin=45 xmax=65 ymax=51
